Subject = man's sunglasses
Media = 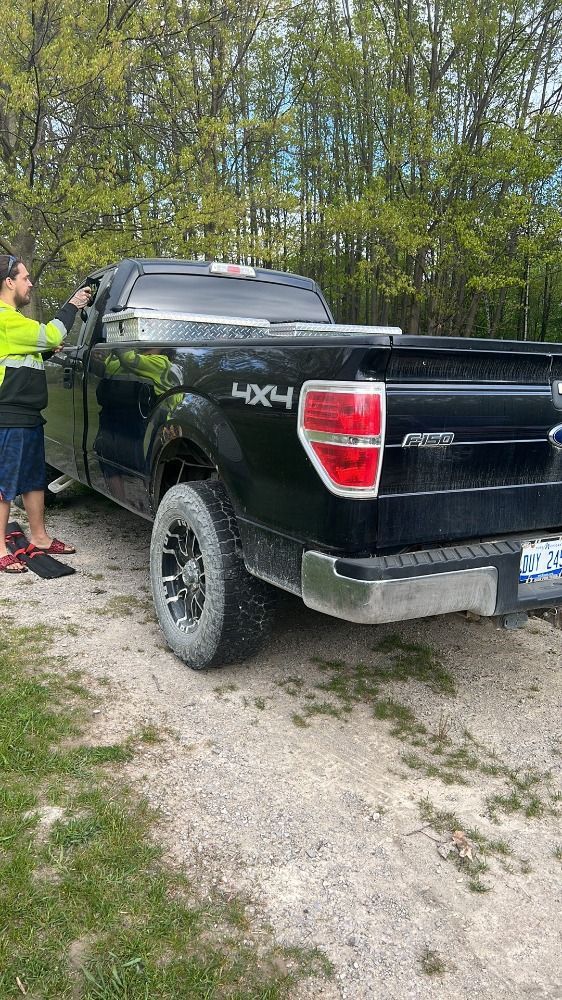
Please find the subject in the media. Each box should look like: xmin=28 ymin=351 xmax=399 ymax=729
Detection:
xmin=2 ymin=255 xmax=18 ymax=279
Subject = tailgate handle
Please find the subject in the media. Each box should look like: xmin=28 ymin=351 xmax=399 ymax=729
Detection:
xmin=552 ymin=381 xmax=562 ymax=410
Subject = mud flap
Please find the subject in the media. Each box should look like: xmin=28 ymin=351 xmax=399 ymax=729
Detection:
xmin=5 ymin=522 xmax=76 ymax=579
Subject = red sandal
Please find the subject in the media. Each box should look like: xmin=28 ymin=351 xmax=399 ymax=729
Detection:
xmin=34 ymin=538 xmax=76 ymax=555
xmin=0 ymin=553 xmax=28 ymax=573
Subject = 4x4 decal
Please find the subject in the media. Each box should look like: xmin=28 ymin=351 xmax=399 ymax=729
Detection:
xmin=232 ymin=382 xmax=294 ymax=409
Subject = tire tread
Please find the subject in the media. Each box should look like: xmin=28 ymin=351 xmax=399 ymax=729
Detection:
xmin=150 ymin=481 xmax=275 ymax=669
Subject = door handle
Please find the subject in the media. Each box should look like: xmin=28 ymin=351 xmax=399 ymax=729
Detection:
xmin=63 ymin=366 xmax=73 ymax=389
xmin=138 ymin=382 xmax=152 ymax=418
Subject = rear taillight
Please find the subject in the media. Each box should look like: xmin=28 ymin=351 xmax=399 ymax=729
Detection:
xmin=298 ymin=381 xmax=386 ymax=498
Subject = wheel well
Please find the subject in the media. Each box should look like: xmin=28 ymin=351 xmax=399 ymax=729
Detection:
xmin=154 ymin=441 xmax=216 ymax=506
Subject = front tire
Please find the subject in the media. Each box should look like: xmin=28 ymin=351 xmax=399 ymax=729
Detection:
xmin=150 ymin=481 xmax=276 ymax=670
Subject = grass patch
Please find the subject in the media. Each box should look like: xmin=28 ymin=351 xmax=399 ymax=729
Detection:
xmin=92 ymin=595 xmax=150 ymax=617
xmin=292 ymin=646 xmax=553 ymax=823
xmin=312 ymin=657 xmax=380 ymax=708
xmin=214 ymin=683 xmax=238 ymax=698
xmin=302 ymin=701 xmax=346 ymax=721
xmin=0 ymin=618 xmax=330 ymax=998
xmin=374 ymin=634 xmax=456 ymax=694
xmin=277 ymin=675 xmax=304 ymax=697
xmin=524 ymin=796 xmax=545 ymax=819
xmin=418 ymin=798 xmax=528 ymax=892
xmin=373 ymin=698 xmax=426 ymax=739
xmin=420 ymin=948 xmax=447 ymax=976
xmin=291 ymin=713 xmax=309 ymax=728
xmin=418 ymin=797 xmax=461 ymax=834
xmin=444 ymin=748 xmax=480 ymax=771
xmin=468 ymin=877 xmax=492 ymax=893
xmin=486 ymin=838 xmax=513 ymax=857
xmin=311 ymin=634 xmax=455 ymax=711
xmin=486 ymin=786 xmax=547 ymax=822
xmin=138 ymin=724 xmax=164 ymax=745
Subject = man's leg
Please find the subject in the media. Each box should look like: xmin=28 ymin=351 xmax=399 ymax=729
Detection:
xmin=0 ymin=499 xmax=11 ymax=557
xmin=22 ymin=489 xmax=52 ymax=548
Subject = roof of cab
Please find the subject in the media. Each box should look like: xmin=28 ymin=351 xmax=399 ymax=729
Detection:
xmin=123 ymin=258 xmax=319 ymax=291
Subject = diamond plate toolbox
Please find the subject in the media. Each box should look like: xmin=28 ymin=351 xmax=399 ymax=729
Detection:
xmin=268 ymin=322 xmax=402 ymax=337
xmin=103 ymin=309 xmax=271 ymax=343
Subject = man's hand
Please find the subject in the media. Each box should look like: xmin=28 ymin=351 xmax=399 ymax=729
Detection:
xmin=69 ymin=286 xmax=92 ymax=308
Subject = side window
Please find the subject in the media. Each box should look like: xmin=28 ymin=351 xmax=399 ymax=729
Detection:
xmin=81 ymin=269 xmax=116 ymax=346
xmin=63 ymin=307 xmax=85 ymax=348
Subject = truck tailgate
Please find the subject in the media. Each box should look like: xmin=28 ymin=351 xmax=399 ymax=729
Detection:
xmin=378 ymin=337 xmax=562 ymax=548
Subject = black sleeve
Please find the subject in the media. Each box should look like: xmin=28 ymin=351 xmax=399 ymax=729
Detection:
xmin=55 ymin=301 xmax=79 ymax=332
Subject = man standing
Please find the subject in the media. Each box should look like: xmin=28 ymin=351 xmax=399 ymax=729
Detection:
xmin=0 ymin=255 xmax=91 ymax=573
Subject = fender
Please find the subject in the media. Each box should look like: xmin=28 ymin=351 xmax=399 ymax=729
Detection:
xmin=147 ymin=391 xmax=247 ymax=515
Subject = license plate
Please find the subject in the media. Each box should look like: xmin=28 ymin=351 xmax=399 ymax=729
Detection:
xmin=519 ymin=537 xmax=562 ymax=583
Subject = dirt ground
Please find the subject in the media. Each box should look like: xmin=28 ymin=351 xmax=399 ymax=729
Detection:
xmin=2 ymin=490 xmax=561 ymax=999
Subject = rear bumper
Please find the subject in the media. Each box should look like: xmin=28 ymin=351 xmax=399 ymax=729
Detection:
xmin=301 ymin=537 xmax=562 ymax=624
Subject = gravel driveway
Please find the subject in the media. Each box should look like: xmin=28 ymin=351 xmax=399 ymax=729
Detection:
xmin=2 ymin=489 xmax=561 ymax=999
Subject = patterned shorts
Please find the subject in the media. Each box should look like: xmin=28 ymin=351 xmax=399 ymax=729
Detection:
xmin=0 ymin=426 xmax=46 ymax=501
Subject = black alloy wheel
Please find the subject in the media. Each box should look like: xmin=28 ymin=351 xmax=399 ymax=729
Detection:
xmin=150 ymin=480 xmax=276 ymax=670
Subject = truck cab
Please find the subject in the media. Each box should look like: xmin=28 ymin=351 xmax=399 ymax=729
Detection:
xmin=45 ymin=258 xmax=333 ymax=507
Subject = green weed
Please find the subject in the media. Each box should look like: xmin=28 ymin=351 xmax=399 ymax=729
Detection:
xmin=93 ymin=595 xmax=149 ymax=617
xmin=373 ymin=698 xmax=426 ymax=738
xmin=138 ymin=725 xmax=163 ymax=745
xmin=291 ymin=714 xmax=309 ymax=728
xmin=312 ymin=657 xmax=379 ymax=707
xmin=374 ymin=634 xmax=456 ymax=694
xmin=420 ymin=948 xmax=446 ymax=975
xmin=214 ymin=683 xmax=238 ymax=697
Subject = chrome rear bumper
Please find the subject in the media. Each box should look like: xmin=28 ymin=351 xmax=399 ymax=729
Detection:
xmin=302 ymin=550 xmax=498 ymax=624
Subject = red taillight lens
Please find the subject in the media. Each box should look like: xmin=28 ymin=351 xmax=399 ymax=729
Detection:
xmin=298 ymin=382 xmax=386 ymax=497
xmin=310 ymin=442 xmax=380 ymax=488
xmin=303 ymin=391 xmax=381 ymax=436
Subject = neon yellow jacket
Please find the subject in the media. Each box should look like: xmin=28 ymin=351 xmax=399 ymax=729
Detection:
xmin=0 ymin=299 xmax=74 ymax=427
xmin=105 ymin=349 xmax=183 ymax=411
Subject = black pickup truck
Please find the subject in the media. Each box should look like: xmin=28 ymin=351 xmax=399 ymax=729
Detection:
xmin=44 ymin=257 xmax=562 ymax=668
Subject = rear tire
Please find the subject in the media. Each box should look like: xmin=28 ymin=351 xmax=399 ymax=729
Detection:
xmin=150 ymin=481 xmax=276 ymax=670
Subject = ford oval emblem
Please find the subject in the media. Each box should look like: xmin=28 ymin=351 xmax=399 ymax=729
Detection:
xmin=548 ymin=424 xmax=562 ymax=449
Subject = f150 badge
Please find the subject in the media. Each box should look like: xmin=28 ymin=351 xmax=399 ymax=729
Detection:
xmin=402 ymin=432 xmax=454 ymax=447
xmin=232 ymin=382 xmax=294 ymax=409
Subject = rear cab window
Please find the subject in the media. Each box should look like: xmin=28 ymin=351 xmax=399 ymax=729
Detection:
xmin=125 ymin=273 xmax=331 ymax=324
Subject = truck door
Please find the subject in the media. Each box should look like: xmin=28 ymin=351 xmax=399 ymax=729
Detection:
xmin=44 ymin=305 xmax=86 ymax=477
xmin=71 ymin=270 xmax=115 ymax=483
xmin=44 ymin=270 xmax=113 ymax=481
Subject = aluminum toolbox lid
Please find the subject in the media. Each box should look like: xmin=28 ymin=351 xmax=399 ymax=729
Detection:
xmin=102 ymin=308 xmax=272 ymax=343
xmin=268 ymin=322 xmax=402 ymax=337
xmin=102 ymin=308 xmax=270 ymax=328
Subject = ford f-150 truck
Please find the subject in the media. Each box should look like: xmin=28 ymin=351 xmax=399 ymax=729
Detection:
xmin=43 ymin=257 xmax=562 ymax=669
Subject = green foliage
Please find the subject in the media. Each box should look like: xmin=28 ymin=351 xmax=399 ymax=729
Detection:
xmin=1 ymin=0 xmax=560 ymax=337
